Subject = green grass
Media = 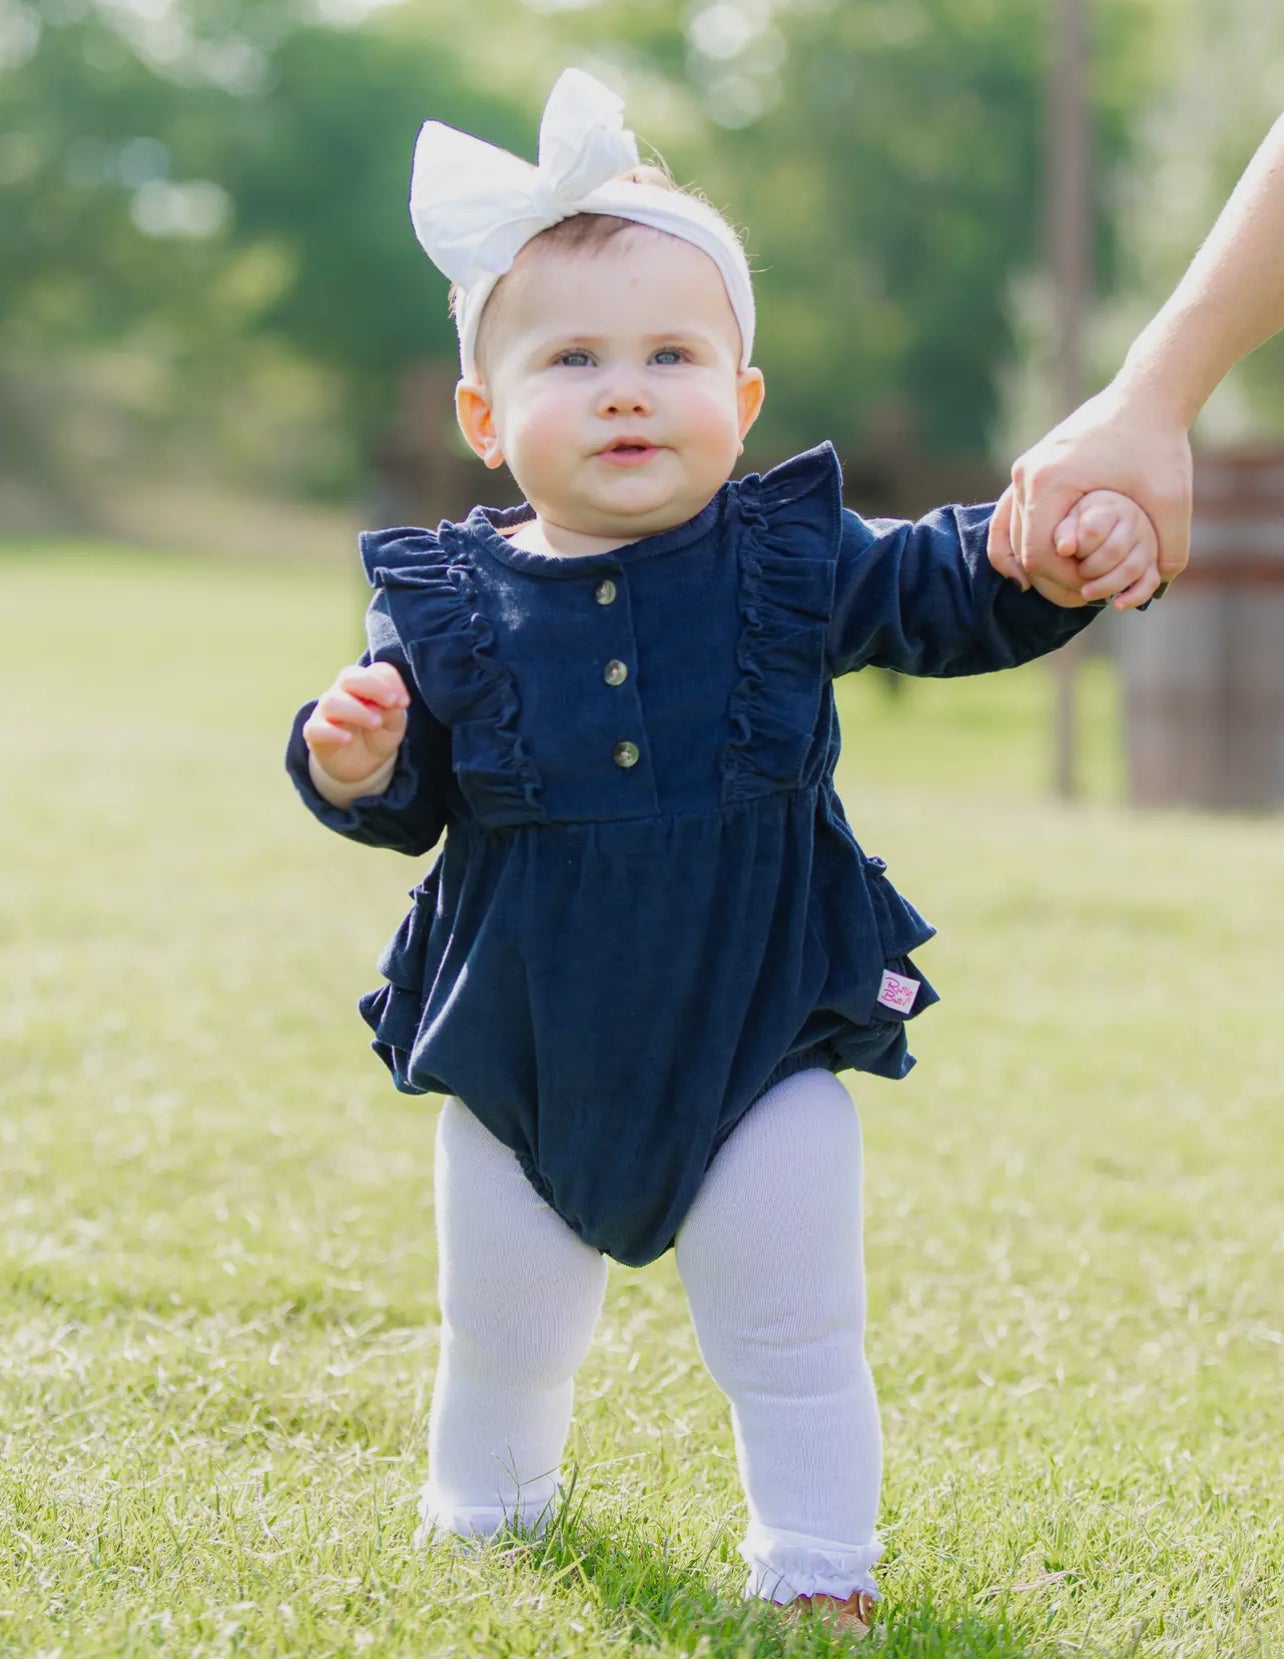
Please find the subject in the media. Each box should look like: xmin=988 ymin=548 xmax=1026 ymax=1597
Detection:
xmin=1 ymin=544 xmax=1281 ymax=1658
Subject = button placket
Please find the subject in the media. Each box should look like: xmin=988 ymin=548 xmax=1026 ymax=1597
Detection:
xmin=588 ymin=568 xmax=648 ymax=784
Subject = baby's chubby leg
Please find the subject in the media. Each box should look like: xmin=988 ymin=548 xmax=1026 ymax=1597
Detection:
xmin=420 ymin=1097 xmax=608 ymax=1539
xmin=676 ymin=1068 xmax=883 ymax=1605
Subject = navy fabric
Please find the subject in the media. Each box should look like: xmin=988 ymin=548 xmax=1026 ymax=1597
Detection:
xmin=286 ymin=443 xmax=1100 ymax=1265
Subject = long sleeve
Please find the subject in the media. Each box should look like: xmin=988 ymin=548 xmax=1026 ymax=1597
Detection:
xmin=826 ymin=502 xmax=1103 ymax=679
xmin=285 ymin=589 xmax=453 ymax=857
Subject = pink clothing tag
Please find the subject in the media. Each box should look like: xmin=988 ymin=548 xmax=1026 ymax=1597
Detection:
xmin=876 ymin=969 xmax=919 ymax=1014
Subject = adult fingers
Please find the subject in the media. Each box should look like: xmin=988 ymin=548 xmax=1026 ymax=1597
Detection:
xmin=1010 ymin=488 xmax=1029 ymax=584
xmin=987 ymin=488 xmax=1027 ymax=586
xmin=1152 ymin=484 xmax=1193 ymax=583
xmin=1026 ymin=544 xmax=1089 ymax=596
xmin=1142 ymin=433 xmax=1193 ymax=582
xmin=1013 ymin=493 xmax=1084 ymax=593
xmin=1051 ymin=503 xmax=1082 ymax=558
xmin=1012 ymin=464 xmax=1085 ymax=578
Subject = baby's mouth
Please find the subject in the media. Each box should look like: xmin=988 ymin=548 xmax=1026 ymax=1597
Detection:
xmin=597 ymin=440 xmax=663 ymax=465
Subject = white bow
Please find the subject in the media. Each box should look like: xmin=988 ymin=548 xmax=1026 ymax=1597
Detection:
xmin=407 ymin=69 xmax=756 ymax=378
xmin=410 ymin=69 xmax=639 ymax=293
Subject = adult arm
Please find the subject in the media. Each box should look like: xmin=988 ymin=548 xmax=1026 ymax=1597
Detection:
xmin=991 ymin=112 xmax=1284 ymax=593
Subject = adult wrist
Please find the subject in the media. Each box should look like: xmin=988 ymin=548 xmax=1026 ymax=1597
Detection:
xmin=1113 ymin=307 xmax=1221 ymax=431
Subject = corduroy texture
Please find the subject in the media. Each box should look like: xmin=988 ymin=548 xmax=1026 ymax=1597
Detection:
xmin=286 ymin=445 xmax=1099 ymax=1265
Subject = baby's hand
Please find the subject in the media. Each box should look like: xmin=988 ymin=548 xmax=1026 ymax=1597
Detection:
xmin=1047 ymin=489 xmax=1161 ymax=611
xmin=302 ymin=661 xmax=410 ymax=785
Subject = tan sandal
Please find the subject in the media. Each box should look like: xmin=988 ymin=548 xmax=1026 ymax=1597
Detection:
xmin=781 ymin=1588 xmax=877 ymax=1638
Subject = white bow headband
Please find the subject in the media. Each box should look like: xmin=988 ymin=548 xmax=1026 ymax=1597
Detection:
xmin=408 ymin=68 xmax=756 ymax=380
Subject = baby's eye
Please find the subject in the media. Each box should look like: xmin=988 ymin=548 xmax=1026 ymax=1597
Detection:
xmin=652 ymin=347 xmax=688 ymax=365
xmin=554 ymin=349 xmax=593 ymax=367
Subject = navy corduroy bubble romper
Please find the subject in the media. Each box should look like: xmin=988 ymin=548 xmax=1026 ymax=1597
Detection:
xmin=287 ymin=443 xmax=1096 ymax=1266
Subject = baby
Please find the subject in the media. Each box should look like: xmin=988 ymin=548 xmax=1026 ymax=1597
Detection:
xmin=287 ymin=71 xmax=1157 ymax=1636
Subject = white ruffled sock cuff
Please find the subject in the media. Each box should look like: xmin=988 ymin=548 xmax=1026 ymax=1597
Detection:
xmin=740 ymin=1522 xmax=883 ymax=1605
xmin=414 ymin=1478 xmax=561 ymax=1547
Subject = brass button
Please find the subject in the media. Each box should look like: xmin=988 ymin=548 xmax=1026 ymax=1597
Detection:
xmin=595 ymin=579 xmax=617 ymax=606
xmin=613 ymin=740 xmax=639 ymax=769
xmin=603 ymin=659 xmax=628 ymax=686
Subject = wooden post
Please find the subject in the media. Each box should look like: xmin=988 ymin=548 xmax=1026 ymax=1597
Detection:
xmin=1048 ymin=0 xmax=1091 ymax=799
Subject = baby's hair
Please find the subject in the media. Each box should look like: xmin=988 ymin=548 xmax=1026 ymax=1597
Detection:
xmin=452 ymin=162 xmax=748 ymax=377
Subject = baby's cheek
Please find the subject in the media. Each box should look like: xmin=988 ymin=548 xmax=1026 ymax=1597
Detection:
xmin=696 ymin=389 xmax=747 ymax=458
xmin=511 ymin=408 xmax=574 ymax=478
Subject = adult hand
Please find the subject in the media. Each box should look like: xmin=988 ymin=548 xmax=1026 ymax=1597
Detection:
xmin=988 ymin=381 xmax=1193 ymax=607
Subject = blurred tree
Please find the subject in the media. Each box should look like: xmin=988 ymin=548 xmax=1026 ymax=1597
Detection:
xmin=531 ymin=0 xmax=1163 ymax=470
xmin=0 ymin=0 xmax=534 ymax=509
xmin=1096 ymin=0 xmax=1284 ymax=442
xmin=0 ymin=0 xmax=1171 ymax=527
xmin=0 ymin=6 xmax=220 ymax=499
xmin=216 ymin=15 xmax=541 ymax=487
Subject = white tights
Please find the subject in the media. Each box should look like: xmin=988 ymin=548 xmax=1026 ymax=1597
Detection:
xmin=420 ymin=1068 xmax=883 ymax=1603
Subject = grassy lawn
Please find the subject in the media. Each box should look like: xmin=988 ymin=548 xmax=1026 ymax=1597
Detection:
xmin=1 ymin=545 xmax=1281 ymax=1658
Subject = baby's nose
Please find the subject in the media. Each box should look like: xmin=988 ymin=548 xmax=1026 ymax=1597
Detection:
xmin=597 ymin=377 xmax=653 ymax=416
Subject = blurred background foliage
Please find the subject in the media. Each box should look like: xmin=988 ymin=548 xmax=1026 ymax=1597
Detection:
xmin=1 ymin=0 xmax=1282 ymax=544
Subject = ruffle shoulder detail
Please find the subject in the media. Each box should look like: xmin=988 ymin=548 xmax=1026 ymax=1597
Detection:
xmin=359 ymin=524 xmax=445 ymax=589
xmin=722 ymin=444 xmax=842 ymax=801
xmin=359 ymin=525 xmax=545 ymax=827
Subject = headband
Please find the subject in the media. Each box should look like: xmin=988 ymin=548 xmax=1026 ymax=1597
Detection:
xmin=408 ymin=68 xmax=756 ymax=380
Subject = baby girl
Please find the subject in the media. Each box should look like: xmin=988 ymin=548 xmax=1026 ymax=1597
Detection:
xmin=287 ymin=70 xmax=1158 ymax=1636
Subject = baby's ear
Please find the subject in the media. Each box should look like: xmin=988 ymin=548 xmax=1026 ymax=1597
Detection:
xmin=455 ymin=380 xmax=505 ymax=469
xmin=736 ymin=367 xmax=766 ymax=444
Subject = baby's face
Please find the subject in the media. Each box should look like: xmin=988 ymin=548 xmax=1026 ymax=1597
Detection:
xmin=457 ymin=226 xmax=765 ymax=544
